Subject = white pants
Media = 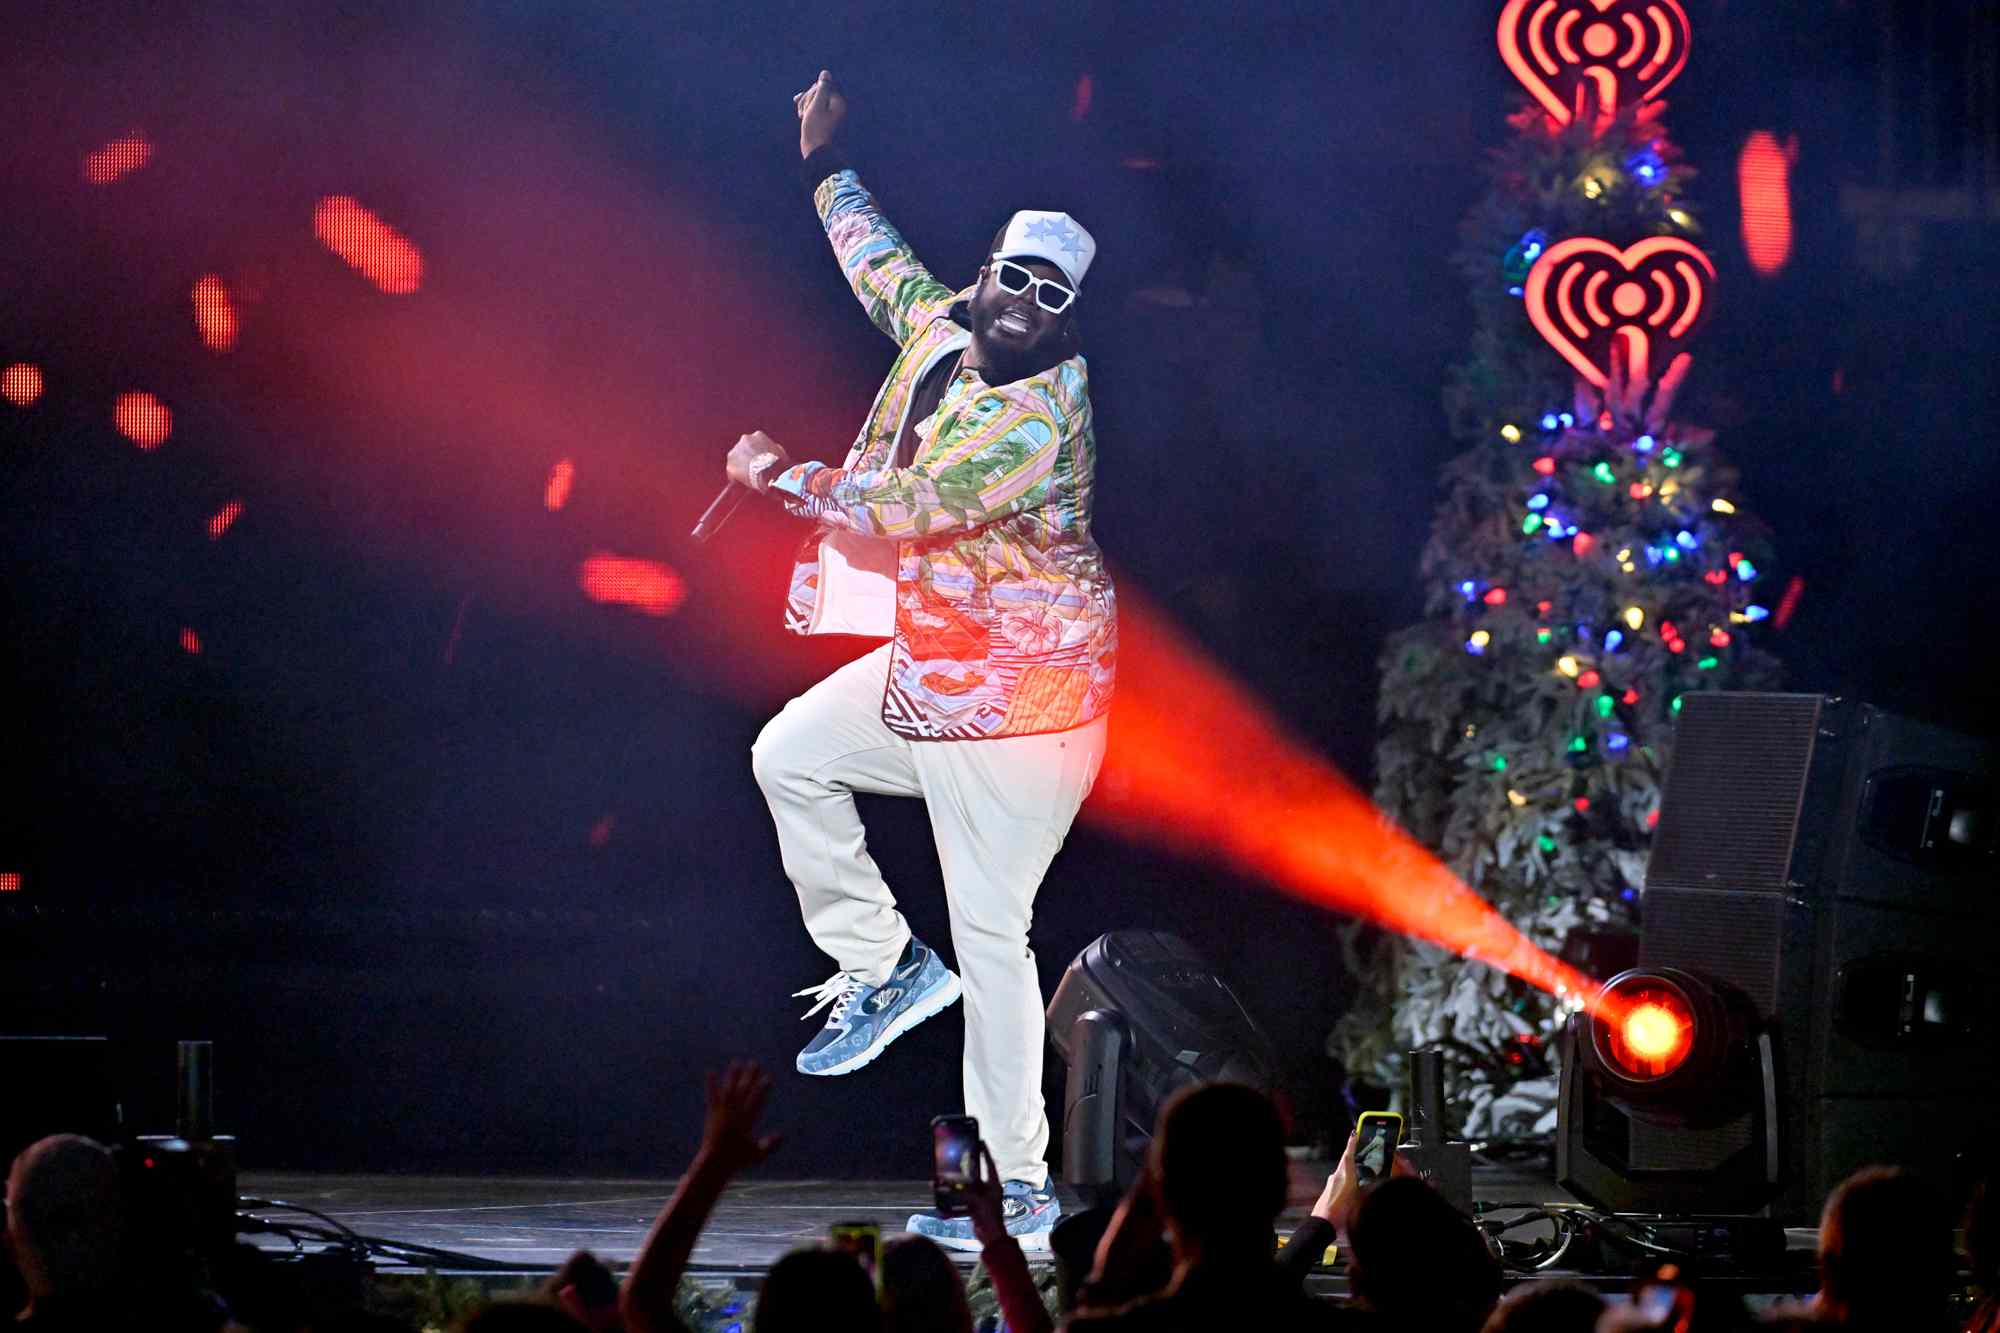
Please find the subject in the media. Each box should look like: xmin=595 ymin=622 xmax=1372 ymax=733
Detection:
xmin=751 ymin=642 xmax=1106 ymax=1188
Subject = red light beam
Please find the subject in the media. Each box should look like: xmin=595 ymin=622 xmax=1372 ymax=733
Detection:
xmin=314 ymin=196 xmax=424 ymax=294
xmin=114 ymin=391 xmax=172 ymax=449
xmin=1090 ymin=585 xmax=1611 ymax=1018
xmin=207 ymin=499 xmax=245 ymax=539
xmin=84 ymin=134 xmax=153 ymax=184
xmin=2 ymin=364 xmax=43 ymax=407
xmin=192 ymin=274 xmax=239 ymax=351
xmin=578 ymin=553 xmax=685 ymax=617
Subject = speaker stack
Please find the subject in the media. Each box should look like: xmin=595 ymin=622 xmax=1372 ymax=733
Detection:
xmin=1558 ymin=693 xmax=1998 ymax=1223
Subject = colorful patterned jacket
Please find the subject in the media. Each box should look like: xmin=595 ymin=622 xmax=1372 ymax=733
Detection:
xmin=769 ymin=167 xmax=1116 ymax=741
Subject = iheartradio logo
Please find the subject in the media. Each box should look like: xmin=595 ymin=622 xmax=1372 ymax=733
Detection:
xmin=1523 ymin=236 xmax=1716 ymax=392
xmin=1498 ymin=0 xmax=1692 ymax=129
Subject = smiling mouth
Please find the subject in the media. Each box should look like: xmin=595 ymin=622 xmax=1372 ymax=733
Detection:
xmin=992 ymin=309 xmax=1034 ymax=336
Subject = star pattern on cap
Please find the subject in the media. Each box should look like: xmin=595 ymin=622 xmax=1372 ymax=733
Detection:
xmin=1024 ymin=216 xmax=1087 ymax=262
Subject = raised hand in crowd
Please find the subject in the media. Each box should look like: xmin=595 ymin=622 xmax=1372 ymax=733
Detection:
xmin=621 ymin=1061 xmax=783 ymax=1333
xmin=964 ymin=1140 xmax=1053 ymax=1333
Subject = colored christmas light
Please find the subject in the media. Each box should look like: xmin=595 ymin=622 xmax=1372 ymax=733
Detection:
xmin=1527 ymin=493 xmax=1550 ymax=510
xmin=1508 ymin=789 xmax=1528 ymax=807
xmin=1573 ymin=532 xmax=1597 ymax=557
xmin=1501 ymin=423 xmax=1522 ymax=442
xmin=1697 ymin=655 xmax=1719 ymax=669
xmin=1675 ymin=530 xmax=1697 ymax=549
xmin=1709 ymin=628 xmax=1730 ymax=647
xmin=1631 ymin=481 xmax=1653 ymax=499
xmin=1623 ymin=689 xmax=1640 ymax=705
xmin=1484 ymin=587 xmax=1508 ymax=606
xmin=1524 ymin=514 xmax=1543 ymax=534
xmin=1603 ymin=629 xmax=1623 ymax=652
xmin=1635 ymin=434 xmax=1656 ymax=452
xmin=1736 ymin=559 xmax=1758 ymax=581
xmin=1671 ymin=696 xmax=1685 ymax=714
xmin=1662 ymin=447 xmax=1683 ymax=467
xmin=1470 ymin=629 xmax=1492 ymax=650
xmin=1595 ymin=694 xmax=1615 ymax=718
xmin=1574 ymin=797 xmax=1592 ymax=812
xmin=1592 ymin=462 xmax=1616 ymax=484
xmin=1493 ymin=755 xmax=1509 ymax=771
xmin=1577 ymin=670 xmax=1601 ymax=688
xmin=1502 ymin=228 xmax=1550 ymax=284
xmin=1623 ymin=606 xmax=1645 ymax=630
xmin=1533 ymin=456 xmax=1556 ymax=475
xmin=1557 ymin=655 xmax=1581 ymax=677
xmin=1607 ymin=732 xmax=1631 ymax=751
xmin=1627 ymin=146 xmax=1667 ymax=187
xmin=1742 ymin=605 xmax=1770 ymax=622
xmin=1460 ymin=580 xmax=1478 ymax=601
xmin=1569 ymin=736 xmax=1588 ymax=753
xmin=1711 ymin=498 xmax=1736 ymax=514
xmin=1537 ymin=628 xmax=1553 ymax=644
xmin=1540 ymin=412 xmax=1560 ymax=431
xmin=1538 ymin=835 xmax=1558 ymax=853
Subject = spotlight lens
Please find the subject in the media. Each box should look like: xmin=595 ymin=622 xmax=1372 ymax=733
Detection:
xmin=1604 ymin=984 xmax=1695 ymax=1079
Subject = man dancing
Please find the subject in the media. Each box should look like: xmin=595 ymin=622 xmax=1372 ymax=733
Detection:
xmin=723 ymin=70 xmax=1115 ymax=1249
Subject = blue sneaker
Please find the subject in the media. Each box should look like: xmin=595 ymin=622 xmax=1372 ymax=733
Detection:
xmin=793 ymin=937 xmax=961 ymax=1077
xmin=907 ymin=1179 xmax=1061 ymax=1253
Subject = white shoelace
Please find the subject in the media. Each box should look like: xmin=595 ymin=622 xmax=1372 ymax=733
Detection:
xmin=794 ymin=971 xmax=867 ymax=1025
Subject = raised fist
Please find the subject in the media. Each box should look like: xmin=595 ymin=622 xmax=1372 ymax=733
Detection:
xmin=795 ymin=70 xmax=846 ymax=160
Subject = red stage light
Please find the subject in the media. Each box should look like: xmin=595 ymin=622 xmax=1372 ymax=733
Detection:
xmin=1594 ymin=973 xmax=1699 ymax=1080
xmin=1738 ymin=131 xmax=1796 ymax=278
xmin=313 ymin=196 xmax=424 ymax=295
xmin=578 ymin=553 xmax=685 ymax=617
xmin=545 ymin=458 xmax=576 ymax=511
xmin=2 ymin=363 xmax=43 ymax=407
xmin=179 ymin=627 xmax=203 ymax=656
xmin=114 ymin=392 xmax=172 ymax=449
xmin=0 ymin=873 xmax=20 ymax=893
xmin=207 ymin=500 xmax=244 ymax=539
xmin=191 ymin=274 xmax=239 ymax=351
xmin=83 ymin=134 xmax=153 ymax=184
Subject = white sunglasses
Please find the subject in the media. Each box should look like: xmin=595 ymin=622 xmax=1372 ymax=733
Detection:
xmin=989 ymin=257 xmax=1077 ymax=314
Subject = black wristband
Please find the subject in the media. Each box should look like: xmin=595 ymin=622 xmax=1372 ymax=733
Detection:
xmin=800 ymin=143 xmax=852 ymax=194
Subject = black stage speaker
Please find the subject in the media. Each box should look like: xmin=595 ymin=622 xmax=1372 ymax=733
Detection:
xmin=1046 ymin=931 xmax=1278 ymax=1202
xmin=0 ymin=1036 xmax=123 ymax=1165
xmin=1559 ymin=693 xmax=1999 ymax=1223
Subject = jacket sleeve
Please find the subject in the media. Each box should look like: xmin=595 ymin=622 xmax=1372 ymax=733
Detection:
xmin=767 ymin=384 xmax=1071 ymax=538
xmin=812 ymin=167 xmax=958 ymax=347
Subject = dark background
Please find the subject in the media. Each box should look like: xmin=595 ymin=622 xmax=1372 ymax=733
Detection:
xmin=1 ymin=0 xmax=1994 ymax=1174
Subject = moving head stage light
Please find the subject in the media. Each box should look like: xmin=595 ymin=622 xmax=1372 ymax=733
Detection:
xmin=1559 ymin=693 xmax=1999 ymax=1225
xmin=1047 ymin=931 xmax=1278 ymax=1201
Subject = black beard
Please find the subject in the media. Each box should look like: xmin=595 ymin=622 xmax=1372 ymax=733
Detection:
xmin=972 ymin=303 xmax=1063 ymax=382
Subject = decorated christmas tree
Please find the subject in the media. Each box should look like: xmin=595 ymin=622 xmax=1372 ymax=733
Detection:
xmin=1336 ymin=3 xmax=1783 ymax=1137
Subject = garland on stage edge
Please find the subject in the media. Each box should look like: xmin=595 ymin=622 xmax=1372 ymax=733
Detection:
xmin=1330 ymin=89 xmax=1787 ymax=1138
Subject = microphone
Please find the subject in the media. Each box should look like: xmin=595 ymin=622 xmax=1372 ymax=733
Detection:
xmin=691 ymin=480 xmax=750 ymax=543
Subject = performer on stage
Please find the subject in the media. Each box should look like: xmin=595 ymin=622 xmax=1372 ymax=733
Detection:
xmin=723 ymin=70 xmax=1116 ymax=1250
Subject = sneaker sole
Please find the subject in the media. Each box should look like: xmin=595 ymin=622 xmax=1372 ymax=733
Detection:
xmin=799 ymin=969 xmax=963 ymax=1077
xmin=924 ymin=1226 xmax=1054 ymax=1254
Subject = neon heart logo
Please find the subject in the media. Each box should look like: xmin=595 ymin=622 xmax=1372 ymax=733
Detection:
xmin=1523 ymin=236 xmax=1715 ymax=390
xmin=1497 ymin=0 xmax=1692 ymax=128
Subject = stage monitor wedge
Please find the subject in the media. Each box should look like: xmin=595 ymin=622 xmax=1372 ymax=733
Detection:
xmin=1559 ymin=693 xmax=2000 ymax=1223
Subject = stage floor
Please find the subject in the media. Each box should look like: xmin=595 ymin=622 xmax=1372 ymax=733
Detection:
xmin=239 ymin=1156 xmax=1577 ymax=1282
